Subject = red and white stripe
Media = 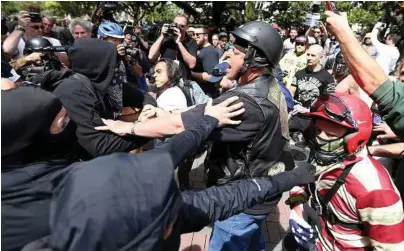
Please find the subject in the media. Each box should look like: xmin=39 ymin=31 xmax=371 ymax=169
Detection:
xmin=289 ymin=150 xmax=404 ymax=251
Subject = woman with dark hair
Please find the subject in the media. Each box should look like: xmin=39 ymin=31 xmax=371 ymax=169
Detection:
xmin=152 ymin=58 xmax=209 ymax=112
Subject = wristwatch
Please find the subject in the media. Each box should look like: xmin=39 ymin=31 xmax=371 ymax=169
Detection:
xmin=130 ymin=121 xmax=138 ymax=135
xmin=15 ymin=25 xmax=26 ymax=33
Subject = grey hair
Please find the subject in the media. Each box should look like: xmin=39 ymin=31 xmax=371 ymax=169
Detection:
xmin=42 ymin=15 xmax=56 ymax=24
xmin=70 ymin=19 xmax=93 ymax=34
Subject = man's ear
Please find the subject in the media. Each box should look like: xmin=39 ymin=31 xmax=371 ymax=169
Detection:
xmin=50 ymin=108 xmax=68 ymax=134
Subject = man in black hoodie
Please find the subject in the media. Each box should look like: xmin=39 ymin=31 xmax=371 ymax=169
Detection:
xmin=23 ymin=109 xmax=314 ymax=251
xmin=52 ymin=38 xmax=157 ymax=158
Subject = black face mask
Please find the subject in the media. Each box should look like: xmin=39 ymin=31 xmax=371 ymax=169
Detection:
xmin=333 ymin=54 xmax=349 ymax=79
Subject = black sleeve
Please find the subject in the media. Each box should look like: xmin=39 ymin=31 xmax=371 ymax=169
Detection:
xmin=54 ymin=81 xmax=150 ymax=157
xmin=178 ymin=163 xmax=315 ymax=233
xmin=187 ymin=40 xmax=198 ymax=58
xmin=155 ymin=115 xmax=218 ymax=167
xmin=178 ymin=177 xmax=282 ymax=233
xmin=201 ymin=49 xmax=219 ymax=74
xmin=181 ymin=92 xmax=264 ymax=142
xmin=322 ymin=72 xmax=336 ymax=94
xmin=122 ymin=83 xmax=156 ymax=108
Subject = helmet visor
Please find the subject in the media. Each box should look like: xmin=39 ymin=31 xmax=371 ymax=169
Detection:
xmin=309 ymin=94 xmax=358 ymax=130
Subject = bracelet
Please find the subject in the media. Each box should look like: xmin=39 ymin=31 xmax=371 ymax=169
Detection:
xmin=130 ymin=121 xmax=138 ymax=135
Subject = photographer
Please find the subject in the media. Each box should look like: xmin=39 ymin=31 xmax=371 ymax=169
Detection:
xmin=148 ymin=14 xmax=197 ymax=80
xmin=98 ymin=22 xmax=147 ymax=88
xmin=134 ymin=25 xmax=149 ymax=51
xmin=2 ymin=11 xmax=69 ymax=68
xmin=11 ymin=37 xmax=67 ymax=83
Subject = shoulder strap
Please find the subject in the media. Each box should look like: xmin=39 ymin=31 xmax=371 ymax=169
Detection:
xmin=322 ymin=163 xmax=355 ymax=204
xmin=177 ymin=80 xmax=195 ymax=107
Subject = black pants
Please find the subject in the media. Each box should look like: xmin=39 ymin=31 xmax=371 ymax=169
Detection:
xmin=289 ymin=113 xmax=312 ymax=134
xmin=1 ymin=163 xmax=68 ymax=251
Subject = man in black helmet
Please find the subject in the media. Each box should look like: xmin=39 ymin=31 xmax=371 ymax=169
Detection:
xmin=98 ymin=21 xmax=294 ymax=251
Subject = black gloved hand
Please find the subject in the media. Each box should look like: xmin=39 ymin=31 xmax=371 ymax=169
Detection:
xmin=271 ymin=162 xmax=315 ymax=192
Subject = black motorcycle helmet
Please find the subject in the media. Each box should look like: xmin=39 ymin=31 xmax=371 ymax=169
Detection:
xmin=23 ymin=37 xmax=52 ymax=55
xmin=231 ymin=21 xmax=283 ymax=70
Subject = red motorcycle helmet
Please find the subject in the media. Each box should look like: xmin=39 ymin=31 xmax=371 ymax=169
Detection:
xmin=307 ymin=93 xmax=372 ymax=155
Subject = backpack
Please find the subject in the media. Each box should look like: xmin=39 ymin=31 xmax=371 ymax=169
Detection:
xmin=177 ymin=78 xmax=210 ymax=107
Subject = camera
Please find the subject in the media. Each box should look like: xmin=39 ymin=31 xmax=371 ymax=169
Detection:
xmin=97 ymin=1 xmax=119 ymax=11
xmin=166 ymin=23 xmax=180 ymax=36
xmin=124 ymin=46 xmax=141 ymax=64
xmin=24 ymin=46 xmax=70 ymax=54
xmin=28 ymin=12 xmax=42 ymax=23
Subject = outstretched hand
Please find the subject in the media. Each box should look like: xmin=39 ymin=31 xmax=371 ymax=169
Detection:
xmin=204 ymin=96 xmax=245 ymax=127
xmin=95 ymin=119 xmax=133 ymax=136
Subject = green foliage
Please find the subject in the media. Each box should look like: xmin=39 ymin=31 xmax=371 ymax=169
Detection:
xmin=245 ymin=2 xmax=257 ymax=22
xmin=1 ymin=1 xmax=45 ymax=15
xmin=143 ymin=3 xmax=182 ymax=24
xmin=44 ymin=1 xmax=94 ymax=18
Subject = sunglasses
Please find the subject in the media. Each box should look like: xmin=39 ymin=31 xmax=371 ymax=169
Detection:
xmin=311 ymin=94 xmax=358 ymax=130
xmin=29 ymin=25 xmax=44 ymax=30
xmin=194 ymin=33 xmax=207 ymax=38
xmin=296 ymin=42 xmax=306 ymax=46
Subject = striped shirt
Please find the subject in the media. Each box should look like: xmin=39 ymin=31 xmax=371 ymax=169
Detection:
xmin=289 ymin=150 xmax=404 ymax=251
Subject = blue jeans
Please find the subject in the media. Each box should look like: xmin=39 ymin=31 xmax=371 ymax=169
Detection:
xmin=209 ymin=212 xmax=268 ymax=251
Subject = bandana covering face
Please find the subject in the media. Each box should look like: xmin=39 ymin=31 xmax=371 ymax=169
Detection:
xmin=107 ymin=60 xmax=126 ymax=118
xmin=310 ymin=136 xmax=345 ymax=175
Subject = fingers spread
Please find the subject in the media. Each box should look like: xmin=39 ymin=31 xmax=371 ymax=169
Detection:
xmin=220 ymin=96 xmax=239 ymax=107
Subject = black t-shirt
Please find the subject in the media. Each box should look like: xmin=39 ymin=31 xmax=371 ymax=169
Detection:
xmin=160 ymin=36 xmax=198 ymax=80
xmin=181 ymin=90 xmax=264 ymax=142
xmin=193 ymin=45 xmax=221 ymax=97
xmin=291 ymin=68 xmax=335 ymax=108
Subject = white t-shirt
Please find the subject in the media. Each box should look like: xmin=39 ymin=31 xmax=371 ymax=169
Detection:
xmin=14 ymin=36 xmax=62 ymax=60
xmin=283 ymin=38 xmax=295 ymax=54
xmin=371 ymin=28 xmax=400 ymax=74
xmin=156 ymin=86 xmax=188 ymax=111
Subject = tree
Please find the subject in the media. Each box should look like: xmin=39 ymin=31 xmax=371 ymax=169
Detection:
xmin=1 ymin=1 xmax=45 ymax=15
xmin=143 ymin=3 xmax=183 ymax=24
xmin=44 ymin=1 xmax=94 ymax=18
xmin=117 ymin=2 xmax=168 ymax=25
xmin=245 ymin=2 xmax=257 ymax=22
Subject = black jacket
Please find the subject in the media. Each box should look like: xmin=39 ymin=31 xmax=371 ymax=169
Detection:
xmin=22 ymin=115 xmax=313 ymax=251
xmin=53 ymin=39 xmax=156 ymax=157
xmin=205 ymin=74 xmax=293 ymax=214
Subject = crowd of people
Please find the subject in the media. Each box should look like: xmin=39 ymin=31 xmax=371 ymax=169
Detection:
xmin=1 ymin=5 xmax=404 ymax=251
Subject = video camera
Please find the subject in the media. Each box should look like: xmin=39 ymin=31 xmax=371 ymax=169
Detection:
xmin=21 ymin=38 xmax=69 ymax=81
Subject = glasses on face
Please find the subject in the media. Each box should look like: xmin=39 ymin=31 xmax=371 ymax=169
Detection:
xmin=296 ymin=42 xmax=306 ymax=46
xmin=194 ymin=33 xmax=206 ymax=38
xmin=220 ymin=39 xmax=228 ymax=43
xmin=29 ymin=25 xmax=44 ymax=30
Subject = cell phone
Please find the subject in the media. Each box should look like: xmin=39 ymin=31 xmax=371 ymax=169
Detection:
xmin=29 ymin=12 xmax=42 ymax=23
xmin=325 ymin=1 xmax=339 ymax=14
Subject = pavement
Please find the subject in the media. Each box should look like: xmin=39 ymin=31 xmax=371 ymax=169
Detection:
xmin=178 ymin=150 xmax=301 ymax=251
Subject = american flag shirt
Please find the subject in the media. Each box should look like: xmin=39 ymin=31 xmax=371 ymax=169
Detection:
xmin=289 ymin=149 xmax=404 ymax=251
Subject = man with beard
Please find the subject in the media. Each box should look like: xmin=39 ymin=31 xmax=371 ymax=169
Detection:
xmin=96 ymin=21 xmax=294 ymax=251
xmin=283 ymin=28 xmax=299 ymax=54
xmin=191 ymin=27 xmax=222 ymax=97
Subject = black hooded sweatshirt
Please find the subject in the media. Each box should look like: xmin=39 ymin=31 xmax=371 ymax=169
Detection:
xmin=53 ymin=38 xmax=157 ymax=157
xmin=1 ymin=86 xmax=75 ymax=168
xmin=36 ymin=116 xmax=314 ymax=251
